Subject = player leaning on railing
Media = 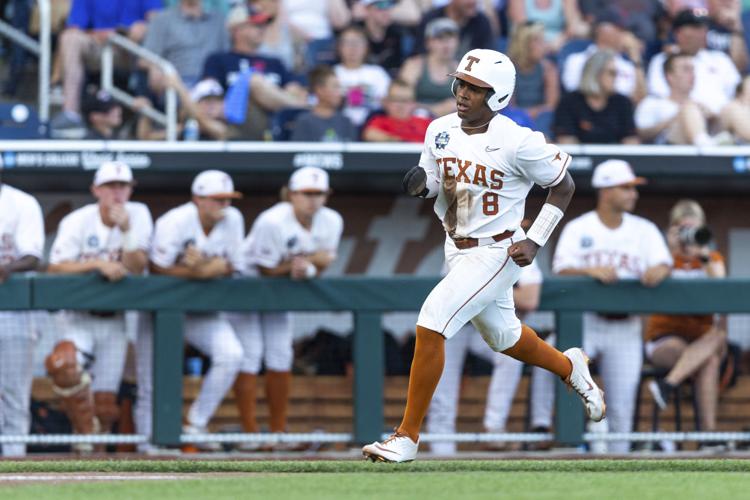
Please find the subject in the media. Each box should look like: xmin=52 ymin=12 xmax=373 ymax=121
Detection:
xmin=363 ymin=49 xmax=605 ymax=463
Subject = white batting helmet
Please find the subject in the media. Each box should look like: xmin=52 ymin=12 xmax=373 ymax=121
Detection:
xmin=450 ymin=49 xmax=516 ymax=112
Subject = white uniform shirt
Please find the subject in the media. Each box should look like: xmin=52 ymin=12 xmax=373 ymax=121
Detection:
xmin=150 ymin=202 xmax=244 ymax=270
xmin=634 ymin=95 xmax=680 ymax=144
xmin=0 ymin=184 xmax=44 ymax=266
xmin=243 ymin=202 xmax=343 ymax=274
xmin=420 ymin=113 xmax=571 ymax=239
xmin=562 ymin=45 xmax=638 ymax=97
xmin=50 ymin=202 xmax=152 ymax=266
xmin=647 ymin=49 xmax=740 ymax=115
xmin=552 ymin=211 xmax=672 ymax=278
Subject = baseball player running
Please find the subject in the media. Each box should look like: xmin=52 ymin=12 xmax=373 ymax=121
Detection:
xmin=138 ymin=170 xmax=244 ymax=448
xmin=227 ymin=167 xmax=343 ymax=447
xmin=363 ymin=48 xmax=605 ymax=463
xmin=0 ymin=171 xmax=44 ymax=457
xmin=46 ymin=161 xmax=152 ymax=448
xmin=553 ymin=159 xmax=672 ymax=453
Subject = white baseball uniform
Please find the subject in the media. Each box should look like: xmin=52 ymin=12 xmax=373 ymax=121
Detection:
xmin=427 ymin=261 xmax=554 ymax=454
xmin=416 ymin=112 xmax=571 ymax=350
xmin=49 ymin=202 xmax=153 ymax=393
xmin=137 ymin=202 xmax=244 ymax=436
xmin=0 ymin=184 xmax=44 ymax=457
xmin=553 ymin=210 xmax=672 ymax=453
xmin=227 ymin=201 xmax=344 ymax=374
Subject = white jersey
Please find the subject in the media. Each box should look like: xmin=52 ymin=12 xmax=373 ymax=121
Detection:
xmin=552 ymin=211 xmax=672 ymax=278
xmin=0 ymin=184 xmax=44 ymax=266
xmin=243 ymin=202 xmax=343 ymax=274
xmin=50 ymin=202 xmax=152 ymax=266
xmin=150 ymin=202 xmax=244 ymax=270
xmin=420 ymin=113 xmax=571 ymax=239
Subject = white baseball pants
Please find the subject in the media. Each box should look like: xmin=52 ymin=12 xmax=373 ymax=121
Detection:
xmin=226 ymin=312 xmax=293 ymax=373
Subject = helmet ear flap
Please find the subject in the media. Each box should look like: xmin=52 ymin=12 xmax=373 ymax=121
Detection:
xmin=450 ymin=78 xmax=459 ymax=97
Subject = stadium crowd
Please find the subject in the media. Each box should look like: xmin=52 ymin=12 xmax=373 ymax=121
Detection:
xmin=0 ymin=0 xmax=749 ymax=144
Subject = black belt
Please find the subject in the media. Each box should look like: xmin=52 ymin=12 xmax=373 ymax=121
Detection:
xmin=452 ymin=230 xmax=514 ymax=250
xmin=597 ymin=313 xmax=631 ymax=321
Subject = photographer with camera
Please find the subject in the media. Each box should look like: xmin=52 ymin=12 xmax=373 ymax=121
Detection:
xmin=645 ymin=199 xmax=727 ymax=432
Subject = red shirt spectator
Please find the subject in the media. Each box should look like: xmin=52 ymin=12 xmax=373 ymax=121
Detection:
xmin=363 ymin=79 xmax=432 ymax=143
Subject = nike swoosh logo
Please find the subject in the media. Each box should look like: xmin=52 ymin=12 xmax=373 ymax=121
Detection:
xmin=485 ymin=146 xmax=501 ymax=152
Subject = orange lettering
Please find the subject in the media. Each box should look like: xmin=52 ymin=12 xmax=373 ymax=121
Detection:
xmin=442 ymin=157 xmax=456 ymax=178
xmin=489 ymin=169 xmax=504 ymax=190
xmin=464 ymin=55 xmax=480 ymax=72
xmin=456 ymin=159 xmax=472 ymax=183
xmin=473 ymin=164 xmax=488 ymax=187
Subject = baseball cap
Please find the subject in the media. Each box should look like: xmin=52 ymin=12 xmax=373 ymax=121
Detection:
xmin=672 ymin=8 xmax=708 ymax=30
xmin=425 ymin=17 xmax=459 ymax=38
xmin=83 ymin=89 xmax=118 ymax=116
xmin=93 ymin=161 xmax=133 ymax=186
xmin=191 ymin=170 xmax=242 ymax=199
xmin=190 ymin=78 xmax=224 ymax=102
xmin=289 ymin=167 xmax=330 ymax=192
xmin=591 ymin=159 xmax=646 ymax=189
xmin=226 ymin=4 xmax=271 ymax=29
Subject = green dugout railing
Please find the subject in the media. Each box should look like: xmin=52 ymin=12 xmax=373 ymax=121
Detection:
xmin=2 ymin=275 xmax=749 ymax=446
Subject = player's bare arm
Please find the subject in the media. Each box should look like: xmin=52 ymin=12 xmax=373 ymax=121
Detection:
xmin=558 ymin=265 xmax=619 ymax=284
xmin=151 ymin=258 xmax=230 ymax=280
xmin=306 ymin=250 xmax=336 ymax=272
xmin=48 ymin=260 xmax=128 ymax=282
xmin=509 ymin=171 xmax=575 ymax=267
xmin=641 ymin=263 xmax=671 ymax=287
xmin=0 ymin=255 xmax=40 ymax=284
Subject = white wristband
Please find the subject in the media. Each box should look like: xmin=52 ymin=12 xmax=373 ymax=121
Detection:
xmin=305 ymin=262 xmax=317 ymax=278
xmin=122 ymin=230 xmax=139 ymax=252
xmin=526 ymin=203 xmax=564 ymax=247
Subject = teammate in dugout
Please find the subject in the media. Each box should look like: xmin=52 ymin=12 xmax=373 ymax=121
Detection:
xmin=0 ymin=168 xmax=45 ymax=457
xmin=363 ymin=48 xmax=606 ymax=463
xmin=46 ymin=161 xmax=153 ymax=448
xmin=552 ymin=159 xmax=672 ymax=453
xmin=138 ymin=170 xmax=244 ymax=449
xmin=227 ymin=167 xmax=343 ymax=448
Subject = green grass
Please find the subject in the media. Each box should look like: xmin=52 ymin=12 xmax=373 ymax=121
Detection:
xmin=1 ymin=460 xmax=750 ymax=499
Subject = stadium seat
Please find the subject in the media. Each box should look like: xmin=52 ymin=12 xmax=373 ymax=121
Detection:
xmin=0 ymin=103 xmax=46 ymax=139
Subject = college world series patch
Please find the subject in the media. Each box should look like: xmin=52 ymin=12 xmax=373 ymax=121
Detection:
xmin=435 ymin=131 xmax=450 ymax=150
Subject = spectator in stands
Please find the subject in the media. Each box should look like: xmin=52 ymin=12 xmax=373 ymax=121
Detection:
xmin=202 ymin=4 xmax=308 ymax=140
xmin=285 ymin=0 xmax=351 ymax=68
xmin=646 ymin=199 xmax=727 ymax=433
xmin=352 ymin=0 xmax=422 ymax=26
xmin=507 ymin=21 xmax=559 ymax=137
xmin=82 ymin=88 xmax=123 ymax=140
xmin=561 ymin=9 xmax=647 ymax=103
xmin=359 ymin=0 xmax=410 ymax=74
xmin=413 ymin=0 xmax=494 ymax=56
xmin=51 ymin=0 xmax=162 ymax=136
xmin=507 ymin=0 xmax=589 ymax=53
xmin=399 ymin=17 xmax=460 ymax=118
xmin=554 ymin=159 xmax=672 ymax=453
xmin=334 ymin=25 xmax=392 ymax=128
xmin=635 ymin=52 xmax=727 ymax=145
xmin=142 ymin=0 xmax=229 ymax=93
xmin=554 ymin=49 xmax=639 ymax=144
xmin=291 ymin=66 xmax=356 ymax=142
xmin=647 ymin=9 xmax=741 ymax=119
xmin=577 ymin=1 xmax=662 ymax=46
xmin=720 ymin=74 xmax=750 ymax=143
xmin=706 ymin=0 xmax=749 ymax=73
xmin=251 ymin=0 xmax=296 ymax=71
xmin=362 ymin=79 xmax=432 ymax=142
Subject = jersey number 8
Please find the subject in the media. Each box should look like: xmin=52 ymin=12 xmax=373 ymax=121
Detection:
xmin=482 ymin=192 xmax=499 ymax=215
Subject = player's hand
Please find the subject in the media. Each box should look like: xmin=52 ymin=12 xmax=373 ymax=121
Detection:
xmin=181 ymin=245 xmax=204 ymax=269
xmin=290 ymin=256 xmax=311 ymax=279
xmin=586 ymin=266 xmax=618 ymax=284
xmin=0 ymin=265 xmax=10 ymax=284
xmin=197 ymin=257 xmax=231 ymax=279
xmin=98 ymin=261 xmax=128 ymax=282
xmin=641 ymin=265 xmax=670 ymax=288
xmin=402 ymin=166 xmax=428 ymax=197
xmin=109 ymin=204 xmax=130 ymax=232
xmin=507 ymin=239 xmax=539 ymax=267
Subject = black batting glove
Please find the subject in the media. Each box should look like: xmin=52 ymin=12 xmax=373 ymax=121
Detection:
xmin=402 ymin=166 xmax=429 ymax=197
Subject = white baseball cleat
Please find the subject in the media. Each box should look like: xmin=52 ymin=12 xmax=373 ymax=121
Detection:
xmin=362 ymin=431 xmax=419 ymax=463
xmin=564 ymin=347 xmax=606 ymax=422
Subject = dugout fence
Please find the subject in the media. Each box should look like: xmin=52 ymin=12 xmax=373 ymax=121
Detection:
xmin=1 ymin=275 xmax=750 ymax=449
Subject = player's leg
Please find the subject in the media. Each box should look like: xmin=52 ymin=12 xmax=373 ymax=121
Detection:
xmin=426 ymin=325 xmax=471 ymax=455
xmin=183 ymin=315 xmax=243 ymax=429
xmin=227 ymin=312 xmax=263 ymax=434
xmin=262 ymin=312 xmax=294 ymax=433
xmin=597 ymin=319 xmax=642 ymax=453
xmin=89 ymin=316 xmax=129 ymax=435
xmin=45 ymin=312 xmax=98 ymax=439
xmin=0 ymin=312 xmax=36 ymax=457
xmin=134 ymin=313 xmax=154 ymax=449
